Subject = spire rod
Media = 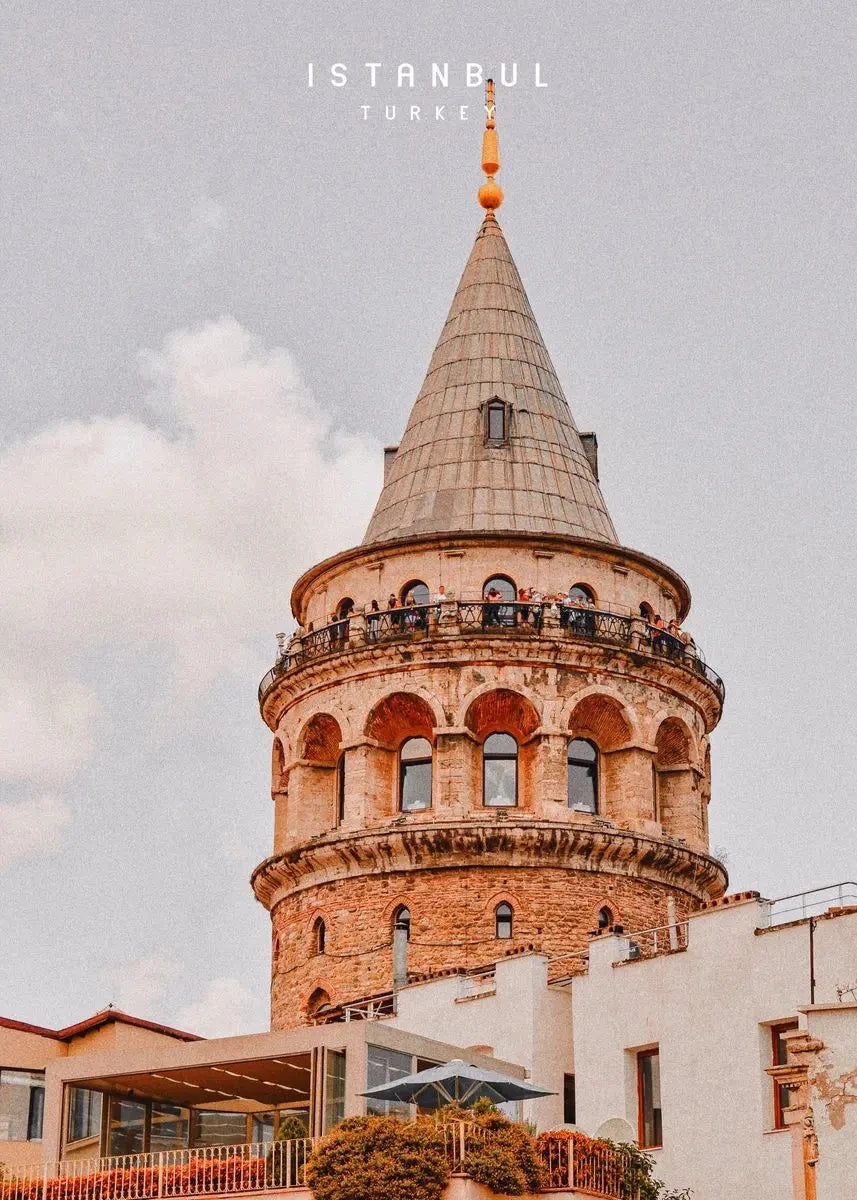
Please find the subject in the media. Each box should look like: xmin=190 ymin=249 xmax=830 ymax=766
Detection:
xmin=478 ymin=78 xmax=503 ymax=216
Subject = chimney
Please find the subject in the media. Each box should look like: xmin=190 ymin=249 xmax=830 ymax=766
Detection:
xmin=579 ymin=432 xmax=599 ymax=481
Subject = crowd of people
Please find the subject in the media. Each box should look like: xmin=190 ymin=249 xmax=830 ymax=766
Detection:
xmin=285 ymin=583 xmax=695 ymax=656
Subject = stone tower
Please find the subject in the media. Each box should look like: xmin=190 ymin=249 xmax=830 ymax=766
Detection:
xmin=253 ymin=90 xmax=727 ymax=1030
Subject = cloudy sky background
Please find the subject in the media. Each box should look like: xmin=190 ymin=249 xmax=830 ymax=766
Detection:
xmin=1 ymin=1 xmax=855 ymax=1035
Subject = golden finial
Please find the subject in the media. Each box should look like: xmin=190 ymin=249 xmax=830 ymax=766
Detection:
xmin=478 ymin=78 xmax=503 ymax=215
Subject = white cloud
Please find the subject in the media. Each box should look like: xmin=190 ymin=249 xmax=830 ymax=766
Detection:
xmin=175 ymin=977 xmax=265 ymax=1038
xmin=0 ymin=793 xmax=71 ymax=868
xmin=0 ymin=318 xmax=382 ymax=811
xmin=100 ymin=955 xmax=182 ymax=1016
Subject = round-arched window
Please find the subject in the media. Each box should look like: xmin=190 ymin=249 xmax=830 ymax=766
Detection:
xmin=569 ymin=584 xmax=595 ymax=605
xmin=400 ymin=580 xmax=429 ymax=606
xmin=393 ymin=905 xmax=411 ymax=941
xmin=495 ymin=902 xmax=513 ymax=939
xmin=313 ymin=918 xmax=326 ymax=955
xmin=640 ymin=602 xmax=654 ymax=622
xmin=597 ymin=905 xmax=614 ymax=930
xmin=337 ymin=597 xmax=355 ymax=619
xmin=483 ymin=732 xmax=518 ymax=807
xmin=482 ymin=575 xmax=517 ymax=627
xmin=307 ymin=988 xmax=331 ymax=1019
xmin=399 ymin=737 xmax=432 ymax=812
xmin=568 ymin=738 xmax=598 ymax=813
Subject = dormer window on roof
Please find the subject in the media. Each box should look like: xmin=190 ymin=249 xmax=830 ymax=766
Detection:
xmin=484 ymin=396 xmax=511 ymax=446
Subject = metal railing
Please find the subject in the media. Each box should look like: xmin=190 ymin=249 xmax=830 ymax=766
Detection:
xmin=616 ymin=920 xmax=689 ymax=963
xmin=761 ymin=881 xmax=857 ymax=928
xmin=3 ymin=1128 xmax=633 ymax=1200
xmin=0 ymin=1140 xmax=318 ymax=1200
xmin=259 ymin=600 xmax=723 ymax=704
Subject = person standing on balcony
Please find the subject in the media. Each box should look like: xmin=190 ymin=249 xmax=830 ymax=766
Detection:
xmin=367 ymin=599 xmax=381 ymax=641
xmin=483 ymin=586 xmax=502 ymax=627
xmin=518 ymin=586 xmax=531 ymax=625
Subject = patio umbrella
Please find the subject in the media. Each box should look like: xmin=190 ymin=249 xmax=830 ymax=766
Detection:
xmin=361 ymin=1058 xmax=554 ymax=1109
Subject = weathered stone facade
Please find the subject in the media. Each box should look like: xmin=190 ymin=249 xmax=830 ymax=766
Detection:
xmin=253 ymin=210 xmax=727 ymax=1029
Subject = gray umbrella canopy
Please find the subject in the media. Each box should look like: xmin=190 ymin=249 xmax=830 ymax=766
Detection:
xmin=361 ymin=1058 xmax=554 ymax=1110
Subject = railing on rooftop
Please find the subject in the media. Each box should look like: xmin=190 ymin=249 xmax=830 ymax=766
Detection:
xmin=2 ymin=1128 xmax=631 ymax=1200
xmin=760 ymin=881 xmax=857 ymax=928
xmin=259 ymin=601 xmax=724 ymax=704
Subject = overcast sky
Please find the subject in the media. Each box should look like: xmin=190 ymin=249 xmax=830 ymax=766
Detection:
xmin=1 ymin=1 xmax=855 ymax=1036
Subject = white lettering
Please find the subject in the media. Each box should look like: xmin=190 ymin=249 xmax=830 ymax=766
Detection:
xmin=500 ymin=63 xmax=517 ymax=87
xmin=466 ymin=63 xmax=483 ymax=87
xmin=398 ymin=63 xmax=414 ymax=88
xmin=330 ymin=63 xmax=347 ymax=87
xmin=385 ymin=105 xmax=396 ymax=120
xmin=459 ymin=105 xmax=468 ymax=120
xmin=307 ymin=63 xmax=314 ymax=87
xmin=484 ymin=103 xmax=495 ymax=120
xmin=432 ymin=63 xmax=449 ymax=88
xmin=535 ymin=62 xmax=547 ymax=87
xmin=360 ymin=104 xmax=371 ymax=120
xmin=435 ymin=105 xmax=446 ymax=120
xmin=410 ymin=105 xmax=421 ymax=120
xmin=365 ymin=62 xmax=381 ymax=86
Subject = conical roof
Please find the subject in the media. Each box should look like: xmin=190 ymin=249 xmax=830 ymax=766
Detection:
xmin=363 ymin=214 xmax=619 ymax=546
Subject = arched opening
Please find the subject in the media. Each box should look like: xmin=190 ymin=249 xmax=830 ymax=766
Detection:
xmin=392 ymin=905 xmax=411 ymax=941
xmin=597 ymin=905 xmax=614 ymax=930
xmin=336 ymin=753 xmax=346 ymax=825
xmin=654 ymin=717 xmax=699 ymax=844
xmin=482 ymin=574 xmax=517 ymax=627
xmin=568 ymin=738 xmax=599 ymax=812
xmin=399 ymin=737 xmax=433 ymax=812
xmin=312 ymin=918 xmax=326 ymax=955
xmin=400 ymin=579 xmax=429 ymax=606
xmin=569 ymin=583 xmax=596 ymax=604
xmin=568 ymin=694 xmax=632 ymax=751
xmin=300 ymin=714 xmax=343 ymax=765
xmin=640 ymin=601 xmax=655 ymax=622
xmin=495 ymin=902 xmax=514 ymax=939
xmin=294 ymin=714 xmax=342 ymax=840
xmin=365 ymin=692 xmax=435 ymax=746
xmin=337 ymin=597 xmax=354 ymax=619
xmin=483 ymin=733 xmax=518 ymax=807
xmin=307 ymin=988 xmax=331 ymax=1020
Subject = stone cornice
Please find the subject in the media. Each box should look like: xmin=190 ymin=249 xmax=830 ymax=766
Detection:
xmin=251 ymin=819 xmax=728 ymax=911
xmin=289 ymin=530 xmax=692 ymax=622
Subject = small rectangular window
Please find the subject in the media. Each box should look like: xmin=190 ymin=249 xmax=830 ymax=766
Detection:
xmin=0 ymin=1070 xmax=46 ymax=1142
xmin=324 ymin=1049 xmax=346 ymax=1132
xmin=366 ymin=1045 xmax=412 ymax=1118
xmin=67 ymin=1087 xmax=102 ymax=1144
xmin=563 ymin=1074 xmax=576 ymax=1125
xmin=771 ymin=1022 xmax=798 ymax=1129
xmin=488 ymin=404 xmax=506 ymax=440
xmin=637 ymin=1049 xmax=662 ymax=1148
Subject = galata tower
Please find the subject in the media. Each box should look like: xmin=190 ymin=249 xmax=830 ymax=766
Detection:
xmin=253 ymin=85 xmax=727 ymax=1030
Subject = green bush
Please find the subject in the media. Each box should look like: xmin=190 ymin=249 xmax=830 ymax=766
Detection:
xmin=461 ymin=1145 xmax=527 ymax=1195
xmin=431 ymin=1101 xmax=545 ymax=1194
xmin=305 ymin=1115 xmax=450 ymax=1200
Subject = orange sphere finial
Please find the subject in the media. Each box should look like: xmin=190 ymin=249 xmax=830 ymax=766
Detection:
xmin=479 ymin=78 xmax=503 ymax=213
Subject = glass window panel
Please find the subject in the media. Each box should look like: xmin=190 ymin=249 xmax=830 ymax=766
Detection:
xmin=149 ymin=1103 xmax=189 ymax=1152
xmin=366 ymin=1046 xmax=412 ymax=1118
xmin=568 ymin=738 xmax=597 ymax=763
xmin=191 ymin=1110 xmax=249 ymax=1147
xmin=250 ymin=1112 xmax=277 ymax=1144
xmin=393 ymin=907 xmax=411 ymax=939
xmin=0 ymin=1071 xmax=46 ymax=1142
xmin=108 ymin=1098 xmax=146 ymax=1156
xmin=638 ymin=1051 xmax=662 ymax=1148
xmin=484 ymin=754 xmax=517 ymax=807
xmin=324 ymin=1049 xmax=347 ymax=1133
xmin=563 ymin=1074 xmax=576 ymax=1125
xmin=568 ymin=762 xmax=597 ymax=811
xmin=485 ymin=732 xmax=517 ymax=756
xmin=496 ymin=903 xmax=513 ymax=939
xmin=487 ymin=404 xmax=506 ymax=440
xmin=67 ymin=1088 xmax=102 ymax=1144
xmin=401 ymin=760 xmax=432 ymax=811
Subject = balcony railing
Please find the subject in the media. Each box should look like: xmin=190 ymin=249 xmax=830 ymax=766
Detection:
xmin=614 ymin=920 xmax=690 ymax=964
xmin=259 ymin=602 xmax=724 ymax=704
xmin=760 ymin=881 xmax=857 ymax=928
xmin=2 ymin=1128 xmax=631 ymax=1200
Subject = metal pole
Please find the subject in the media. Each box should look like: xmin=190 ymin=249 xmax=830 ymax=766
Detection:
xmin=809 ymin=917 xmax=816 ymax=1004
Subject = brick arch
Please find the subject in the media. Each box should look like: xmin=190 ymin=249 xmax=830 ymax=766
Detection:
xmin=464 ymin=688 xmax=540 ymax=741
xmin=299 ymin=714 xmax=342 ymax=765
xmin=306 ymin=987 xmax=332 ymax=1019
xmin=655 ymin=716 xmax=695 ymax=768
xmin=569 ymin=693 xmax=633 ymax=751
xmin=483 ymin=889 xmax=524 ymax=915
xmin=364 ymin=692 xmax=436 ymax=748
xmin=592 ymin=898 xmax=622 ymax=930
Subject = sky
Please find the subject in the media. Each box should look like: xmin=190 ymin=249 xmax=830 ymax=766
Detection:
xmin=1 ymin=1 xmax=855 ymax=1036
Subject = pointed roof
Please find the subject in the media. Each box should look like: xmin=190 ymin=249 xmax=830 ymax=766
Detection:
xmin=363 ymin=214 xmax=619 ymax=545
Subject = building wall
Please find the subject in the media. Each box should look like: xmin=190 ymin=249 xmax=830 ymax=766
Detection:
xmin=805 ymin=1004 xmax=857 ymax=1200
xmin=569 ymin=898 xmax=857 ymax=1200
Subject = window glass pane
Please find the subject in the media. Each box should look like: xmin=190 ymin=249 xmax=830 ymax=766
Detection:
xmin=0 ymin=1071 xmax=46 ymax=1142
xmin=108 ymin=1098 xmax=146 ymax=1156
xmin=366 ymin=1046 xmax=412 ymax=1118
xmin=27 ymin=1086 xmax=44 ymax=1141
xmin=568 ymin=586 xmax=593 ymax=603
xmin=484 ymin=757 xmax=517 ymax=807
xmin=149 ymin=1103 xmax=189 ymax=1152
xmin=250 ymin=1112 xmax=277 ymax=1144
xmin=496 ymin=904 xmax=513 ymax=938
xmin=401 ymin=760 xmax=432 ymax=811
xmin=568 ymin=738 xmax=597 ymax=763
xmin=191 ymin=1110 xmax=249 ymax=1147
xmin=324 ymin=1050 xmax=347 ymax=1133
xmin=485 ymin=732 xmax=517 ymax=756
xmin=68 ymin=1087 xmax=102 ymax=1144
xmin=568 ymin=761 xmax=597 ymax=811
xmin=638 ymin=1052 xmax=662 ymax=1148
xmin=563 ymin=1074 xmax=576 ymax=1125
xmin=488 ymin=405 xmax=506 ymax=440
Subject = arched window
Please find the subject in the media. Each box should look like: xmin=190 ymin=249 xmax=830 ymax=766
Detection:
xmin=307 ymin=988 xmax=331 ymax=1019
xmin=569 ymin=584 xmax=596 ymax=605
xmin=399 ymin=737 xmax=432 ymax=812
xmin=568 ymin=738 xmax=598 ymax=812
xmin=312 ymin=918 xmax=326 ymax=955
xmin=336 ymin=753 xmax=346 ymax=825
xmin=597 ymin=905 xmax=614 ymax=930
xmin=483 ymin=733 xmax=518 ymax=807
xmin=337 ymin=597 xmax=354 ymax=619
xmin=495 ymin=902 xmax=513 ymax=939
xmin=400 ymin=580 xmax=429 ymax=606
xmin=640 ymin=602 xmax=654 ymax=622
xmin=392 ymin=905 xmax=411 ymax=941
xmin=482 ymin=575 xmax=517 ymax=628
